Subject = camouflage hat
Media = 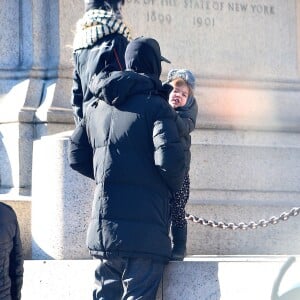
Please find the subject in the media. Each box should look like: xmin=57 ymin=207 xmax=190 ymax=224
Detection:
xmin=167 ymin=69 xmax=196 ymax=90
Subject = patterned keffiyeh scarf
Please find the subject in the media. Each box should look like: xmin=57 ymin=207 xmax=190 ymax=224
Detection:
xmin=73 ymin=9 xmax=131 ymax=51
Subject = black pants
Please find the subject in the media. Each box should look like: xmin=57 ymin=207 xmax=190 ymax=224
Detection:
xmin=93 ymin=257 xmax=165 ymax=300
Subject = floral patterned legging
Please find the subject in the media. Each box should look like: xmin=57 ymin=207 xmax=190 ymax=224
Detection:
xmin=170 ymin=173 xmax=190 ymax=228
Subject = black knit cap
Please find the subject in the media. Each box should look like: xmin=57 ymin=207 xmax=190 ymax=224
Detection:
xmin=84 ymin=0 xmax=125 ymax=12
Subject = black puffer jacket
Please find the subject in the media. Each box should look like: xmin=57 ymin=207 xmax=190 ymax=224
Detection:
xmin=71 ymin=34 xmax=128 ymax=124
xmin=174 ymin=96 xmax=198 ymax=173
xmin=0 ymin=202 xmax=23 ymax=300
xmin=68 ymin=69 xmax=186 ymax=262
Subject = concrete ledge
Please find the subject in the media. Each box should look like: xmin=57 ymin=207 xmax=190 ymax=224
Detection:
xmin=1 ymin=196 xmax=299 ymax=257
xmin=22 ymin=256 xmax=300 ymax=300
xmin=186 ymin=204 xmax=300 ymax=255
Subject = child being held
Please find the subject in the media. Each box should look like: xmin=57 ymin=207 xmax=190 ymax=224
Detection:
xmin=166 ymin=69 xmax=198 ymax=260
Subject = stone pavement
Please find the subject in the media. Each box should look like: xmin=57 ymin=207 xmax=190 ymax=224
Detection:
xmin=22 ymin=256 xmax=300 ymax=300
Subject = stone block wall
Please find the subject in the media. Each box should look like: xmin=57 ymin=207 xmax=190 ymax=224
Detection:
xmin=0 ymin=0 xmax=299 ymax=258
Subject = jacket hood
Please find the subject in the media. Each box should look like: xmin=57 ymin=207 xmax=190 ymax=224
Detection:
xmin=125 ymin=37 xmax=170 ymax=79
xmin=89 ymin=36 xmax=171 ymax=106
xmin=89 ymin=70 xmax=168 ymax=106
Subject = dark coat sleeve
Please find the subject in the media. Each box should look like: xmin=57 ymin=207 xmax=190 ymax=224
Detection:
xmin=68 ymin=120 xmax=94 ymax=180
xmin=152 ymin=99 xmax=186 ymax=193
xmin=175 ymin=96 xmax=198 ymax=137
xmin=9 ymin=219 xmax=24 ymax=300
xmin=71 ymin=66 xmax=84 ymax=125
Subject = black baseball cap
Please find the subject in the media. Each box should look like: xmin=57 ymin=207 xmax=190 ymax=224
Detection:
xmin=129 ymin=36 xmax=171 ymax=64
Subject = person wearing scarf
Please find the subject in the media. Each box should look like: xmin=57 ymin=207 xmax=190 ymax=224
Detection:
xmin=71 ymin=0 xmax=131 ymax=124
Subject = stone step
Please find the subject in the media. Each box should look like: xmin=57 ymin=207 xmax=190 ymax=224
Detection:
xmin=2 ymin=197 xmax=300 ymax=259
xmin=22 ymin=256 xmax=300 ymax=300
xmin=186 ymin=202 xmax=300 ymax=255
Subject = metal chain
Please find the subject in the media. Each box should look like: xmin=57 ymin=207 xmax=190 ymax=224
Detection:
xmin=185 ymin=207 xmax=300 ymax=230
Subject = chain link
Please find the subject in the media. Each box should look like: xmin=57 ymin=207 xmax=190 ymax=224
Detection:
xmin=185 ymin=207 xmax=300 ymax=230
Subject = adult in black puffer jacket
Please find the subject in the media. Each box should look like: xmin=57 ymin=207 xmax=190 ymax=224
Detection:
xmin=0 ymin=202 xmax=23 ymax=300
xmin=71 ymin=0 xmax=131 ymax=124
xmin=68 ymin=37 xmax=186 ymax=299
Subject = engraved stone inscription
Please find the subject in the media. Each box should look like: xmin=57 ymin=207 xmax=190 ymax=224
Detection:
xmin=126 ymin=1 xmax=275 ymax=28
xmin=123 ymin=0 xmax=298 ymax=81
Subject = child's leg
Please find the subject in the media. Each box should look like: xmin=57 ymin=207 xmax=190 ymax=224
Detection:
xmin=171 ymin=173 xmax=190 ymax=227
xmin=170 ymin=174 xmax=190 ymax=260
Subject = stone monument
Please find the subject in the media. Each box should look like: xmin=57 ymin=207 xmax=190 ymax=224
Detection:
xmin=0 ymin=0 xmax=299 ymax=258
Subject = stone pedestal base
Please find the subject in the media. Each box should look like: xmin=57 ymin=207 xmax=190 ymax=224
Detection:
xmin=31 ymin=132 xmax=94 ymax=259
